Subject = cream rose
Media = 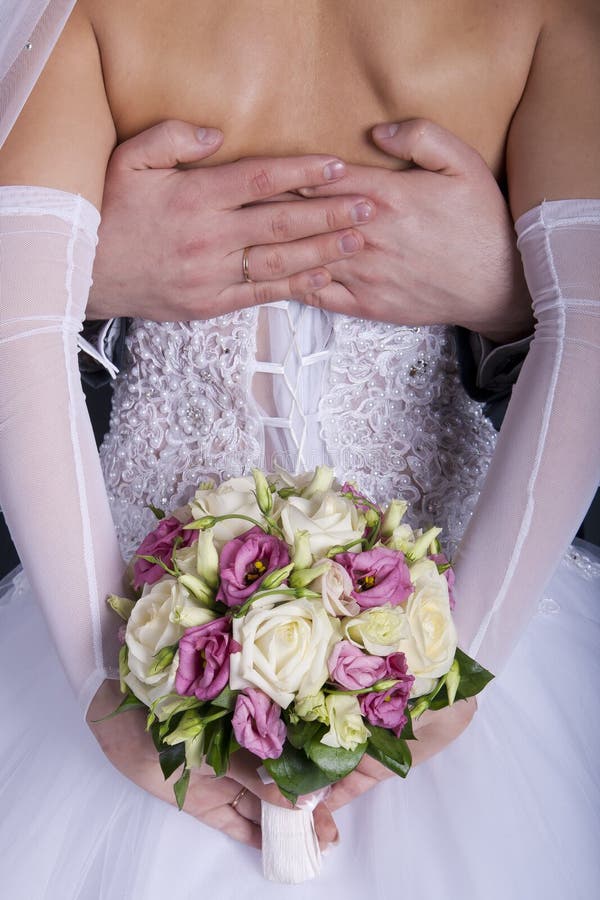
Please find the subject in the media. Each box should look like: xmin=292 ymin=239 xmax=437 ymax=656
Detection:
xmin=229 ymin=596 xmax=341 ymax=708
xmin=320 ymin=694 xmax=370 ymax=751
xmin=189 ymin=476 xmax=266 ymax=549
xmin=312 ymin=559 xmax=360 ymax=617
xmin=280 ymin=491 xmax=365 ymax=557
xmin=343 ymin=604 xmax=409 ymax=656
xmin=124 ymin=579 xmax=217 ymax=715
xmin=399 ymin=559 xmax=457 ymax=698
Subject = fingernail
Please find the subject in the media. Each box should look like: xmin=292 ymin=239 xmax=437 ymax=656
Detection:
xmin=339 ymin=232 xmax=361 ymax=253
xmin=196 ymin=127 xmax=220 ymax=144
xmin=351 ymin=201 xmax=374 ymax=223
xmin=310 ymin=272 xmax=329 ymax=289
xmin=373 ymin=123 xmax=400 ymax=139
xmin=323 ymin=160 xmax=346 ymax=181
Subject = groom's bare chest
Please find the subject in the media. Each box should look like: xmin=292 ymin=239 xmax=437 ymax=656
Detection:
xmin=88 ymin=0 xmax=542 ymax=176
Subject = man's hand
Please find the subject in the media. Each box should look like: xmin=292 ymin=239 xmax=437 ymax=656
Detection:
xmin=299 ymin=120 xmax=532 ymax=344
xmin=88 ymin=121 xmax=374 ymax=319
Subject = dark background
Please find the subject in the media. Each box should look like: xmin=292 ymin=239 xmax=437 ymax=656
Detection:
xmin=1 ymin=381 xmax=599 ymax=579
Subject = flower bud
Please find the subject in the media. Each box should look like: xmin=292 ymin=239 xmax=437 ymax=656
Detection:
xmin=292 ymin=530 xmax=313 ymax=570
xmin=107 ymin=594 xmax=136 ymax=621
xmin=365 ymin=508 xmax=380 ymax=529
xmin=149 ymin=694 xmax=201 ymax=720
xmin=252 ymin=467 xmax=274 ymax=515
xmin=118 ymin=644 xmax=130 ymax=693
xmin=185 ymin=733 xmax=205 ymax=768
xmin=301 ymin=465 xmax=334 ymax=499
xmin=294 ymin=691 xmax=330 ymax=724
xmin=177 ymin=574 xmax=215 ymax=607
xmin=289 ymin=561 xmax=330 ymax=589
xmin=196 ymin=528 xmax=219 ymax=588
xmin=259 ymin=562 xmax=295 ymax=590
xmin=406 ymin=526 xmax=442 ymax=562
xmin=381 ymin=499 xmax=408 ymax=539
xmin=184 ymin=515 xmax=217 ymax=531
xmin=446 ymin=658 xmax=460 ymax=706
xmin=170 ymin=598 xmax=217 ymax=628
xmin=163 ymin=709 xmax=206 ymax=745
xmin=410 ymin=698 xmax=430 ymax=719
xmin=148 ymin=643 xmax=177 ymax=677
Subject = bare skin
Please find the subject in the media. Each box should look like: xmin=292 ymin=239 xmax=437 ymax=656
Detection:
xmin=1 ymin=0 xmax=599 ymax=851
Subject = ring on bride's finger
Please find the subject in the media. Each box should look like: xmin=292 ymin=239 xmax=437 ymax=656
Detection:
xmin=242 ymin=246 xmax=253 ymax=283
xmin=230 ymin=786 xmax=249 ymax=810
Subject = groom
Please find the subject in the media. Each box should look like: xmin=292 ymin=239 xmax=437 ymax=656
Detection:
xmin=82 ymin=118 xmax=533 ymax=428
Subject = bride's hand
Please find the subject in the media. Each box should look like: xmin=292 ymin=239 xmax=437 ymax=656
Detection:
xmin=87 ymin=121 xmax=374 ymax=320
xmin=299 ymin=119 xmax=532 ymax=344
xmin=86 ymin=680 xmax=339 ymax=850
xmin=325 ymin=697 xmax=478 ymax=814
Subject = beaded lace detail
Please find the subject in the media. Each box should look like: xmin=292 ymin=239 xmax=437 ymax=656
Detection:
xmin=100 ymin=303 xmax=497 ymax=557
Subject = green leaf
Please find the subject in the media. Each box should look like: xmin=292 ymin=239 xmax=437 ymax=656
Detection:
xmin=205 ymin=719 xmax=232 ymax=777
xmin=91 ymin=689 xmax=145 ymax=723
xmin=211 ymin=685 xmax=237 ymax=711
xmin=427 ymin=649 xmax=493 ymax=710
xmin=399 ymin=713 xmax=415 ymax=741
xmin=148 ymin=504 xmax=166 ymax=520
xmin=284 ymin=716 xmax=322 ymax=750
xmin=173 ymin=766 xmax=190 ymax=810
xmin=453 ymin=647 xmax=494 ymax=698
xmin=366 ymin=726 xmax=412 ymax=778
xmin=305 ymin=732 xmax=366 ymax=780
xmin=264 ymin=742 xmax=334 ymax=804
xmin=159 ymin=742 xmax=186 ymax=780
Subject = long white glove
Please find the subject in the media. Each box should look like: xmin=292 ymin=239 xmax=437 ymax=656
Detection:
xmin=454 ymin=199 xmax=600 ymax=671
xmin=0 ymin=186 xmax=124 ymax=711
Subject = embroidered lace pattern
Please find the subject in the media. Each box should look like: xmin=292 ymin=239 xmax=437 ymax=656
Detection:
xmin=100 ymin=303 xmax=497 ymax=557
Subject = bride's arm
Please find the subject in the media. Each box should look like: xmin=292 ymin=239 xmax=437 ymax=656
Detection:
xmin=453 ymin=0 xmax=600 ymax=669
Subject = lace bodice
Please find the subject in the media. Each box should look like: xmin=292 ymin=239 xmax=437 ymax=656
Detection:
xmin=100 ymin=303 xmax=497 ymax=557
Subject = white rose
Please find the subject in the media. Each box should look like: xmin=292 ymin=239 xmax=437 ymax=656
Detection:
xmin=189 ymin=476 xmax=265 ymax=549
xmin=280 ymin=491 xmax=365 ymax=557
xmin=124 ymin=579 xmax=217 ymax=715
xmin=344 ymin=604 xmax=409 ymax=656
xmin=320 ymin=695 xmax=370 ymax=751
xmin=399 ymin=561 xmax=457 ymax=697
xmin=229 ymin=596 xmax=341 ymax=708
xmin=312 ymin=559 xmax=360 ymax=617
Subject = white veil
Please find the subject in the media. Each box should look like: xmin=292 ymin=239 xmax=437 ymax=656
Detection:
xmin=0 ymin=0 xmax=75 ymax=148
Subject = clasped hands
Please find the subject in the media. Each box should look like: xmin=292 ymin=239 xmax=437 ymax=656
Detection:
xmin=89 ymin=118 xmax=531 ymax=343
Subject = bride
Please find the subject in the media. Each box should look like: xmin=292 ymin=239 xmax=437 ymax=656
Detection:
xmin=1 ymin=1 xmax=599 ymax=897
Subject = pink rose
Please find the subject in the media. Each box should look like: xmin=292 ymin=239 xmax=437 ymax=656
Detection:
xmin=335 ymin=548 xmax=413 ymax=609
xmin=216 ymin=526 xmax=290 ymax=607
xmin=328 ymin=640 xmax=387 ymax=690
xmin=175 ymin=618 xmax=237 ymax=701
xmin=430 ymin=553 xmax=456 ymax=609
xmin=360 ymin=655 xmax=414 ymax=737
xmin=133 ymin=516 xmax=197 ymax=589
xmin=232 ymin=688 xmax=286 ymax=760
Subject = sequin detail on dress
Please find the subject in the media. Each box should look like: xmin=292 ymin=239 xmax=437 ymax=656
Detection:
xmin=100 ymin=303 xmax=497 ymax=556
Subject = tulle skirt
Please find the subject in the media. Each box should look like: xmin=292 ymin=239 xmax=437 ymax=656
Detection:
xmin=1 ymin=544 xmax=599 ymax=900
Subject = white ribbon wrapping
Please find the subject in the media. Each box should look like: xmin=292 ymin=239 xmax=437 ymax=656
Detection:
xmin=261 ymin=801 xmax=322 ymax=883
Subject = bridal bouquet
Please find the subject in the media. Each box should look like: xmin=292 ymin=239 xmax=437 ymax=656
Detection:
xmin=107 ymin=467 xmax=492 ymax=809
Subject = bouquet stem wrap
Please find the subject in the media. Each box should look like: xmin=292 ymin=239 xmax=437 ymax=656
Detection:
xmin=261 ymin=801 xmax=321 ymax=883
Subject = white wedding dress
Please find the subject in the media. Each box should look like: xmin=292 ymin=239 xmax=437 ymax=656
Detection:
xmin=1 ymin=4 xmax=600 ymax=898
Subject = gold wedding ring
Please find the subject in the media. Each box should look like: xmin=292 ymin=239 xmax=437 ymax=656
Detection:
xmin=242 ymin=246 xmax=253 ymax=283
xmin=230 ymin=786 xmax=249 ymax=811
